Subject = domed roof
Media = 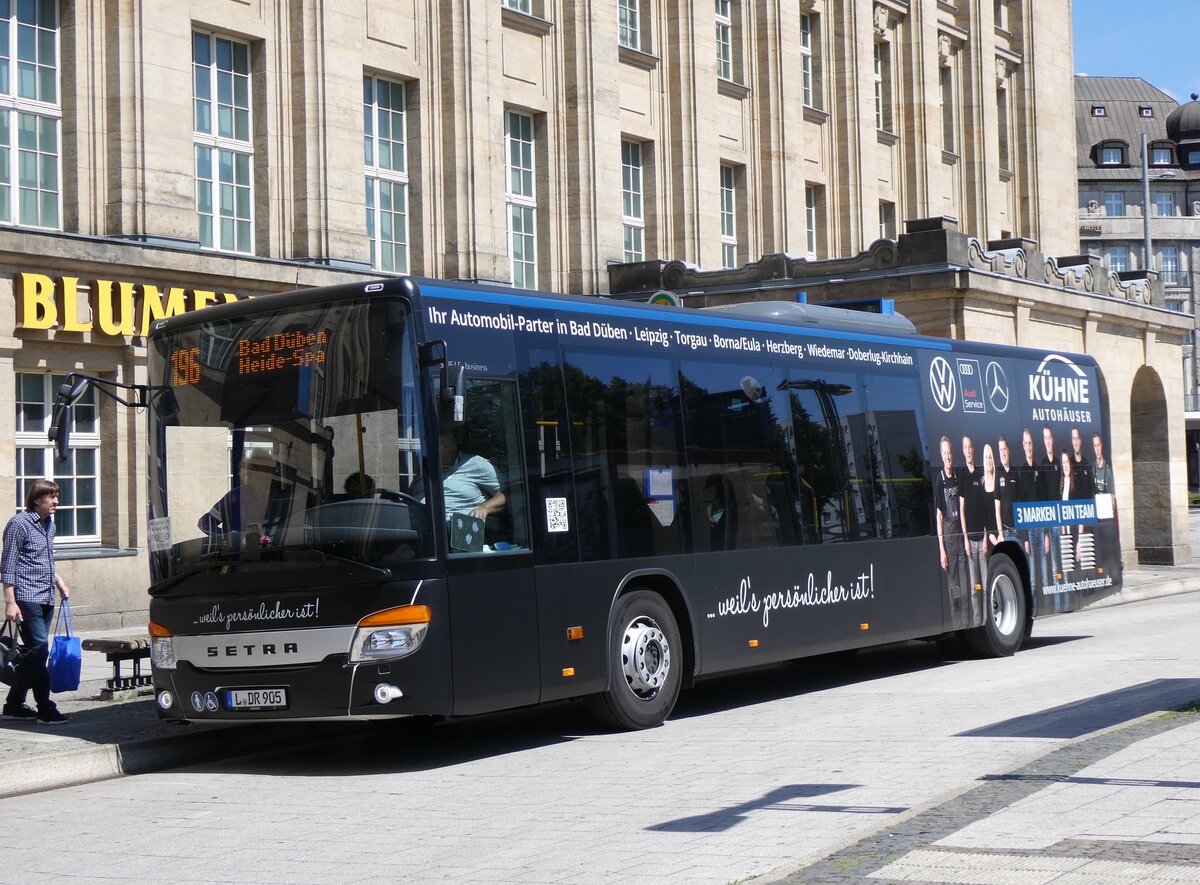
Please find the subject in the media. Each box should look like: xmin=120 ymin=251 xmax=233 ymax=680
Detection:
xmin=1166 ymin=94 xmax=1200 ymax=142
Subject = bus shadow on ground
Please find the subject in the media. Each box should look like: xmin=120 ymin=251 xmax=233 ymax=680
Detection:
xmin=957 ymin=678 xmax=1200 ymax=739
xmin=669 ymin=640 xmax=954 ymax=721
xmin=205 ymin=637 xmax=1107 ymax=777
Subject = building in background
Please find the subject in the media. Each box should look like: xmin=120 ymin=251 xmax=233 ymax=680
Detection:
xmin=0 ymin=2 xmax=1189 ymax=627
xmin=1074 ymin=77 xmax=1200 ymax=490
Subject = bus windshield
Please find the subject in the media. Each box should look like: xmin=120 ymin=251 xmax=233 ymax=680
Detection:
xmin=145 ymin=296 xmax=433 ymax=587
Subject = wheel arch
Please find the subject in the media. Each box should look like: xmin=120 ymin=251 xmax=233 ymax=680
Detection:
xmin=610 ymin=569 xmax=698 ymax=690
xmin=991 ymin=539 xmax=1035 ymax=634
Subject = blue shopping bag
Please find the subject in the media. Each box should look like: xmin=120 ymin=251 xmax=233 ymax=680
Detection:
xmin=49 ymin=600 xmax=82 ymax=693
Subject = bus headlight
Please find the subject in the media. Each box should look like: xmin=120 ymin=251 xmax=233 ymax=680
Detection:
xmin=149 ymin=621 xmax=176 ymax=670
xmin=349 ymin=604 xmax=431 ymax=663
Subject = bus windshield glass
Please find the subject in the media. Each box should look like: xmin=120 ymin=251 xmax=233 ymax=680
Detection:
xmin=145 ymin=296 xmax=433 ymax=587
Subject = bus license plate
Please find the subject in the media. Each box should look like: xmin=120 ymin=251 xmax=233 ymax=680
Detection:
xmin=226 ymin=688 xmax=287 ymax=711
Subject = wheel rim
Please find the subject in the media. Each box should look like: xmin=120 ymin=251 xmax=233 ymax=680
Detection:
xmin=620 ymin=616 xmax=671 ymax=699
xmin=990 ymin=572 xmax=1019 ymax=636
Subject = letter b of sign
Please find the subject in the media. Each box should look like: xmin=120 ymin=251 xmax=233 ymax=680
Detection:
xmin=929 ymin=356 xmax=957 ymax=412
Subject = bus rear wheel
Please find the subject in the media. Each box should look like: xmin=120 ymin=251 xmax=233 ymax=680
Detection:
xmin=587 ymin=589 xmax=682 ymax=730
xmin=965 ymin=554 xmax=1027 ymax=657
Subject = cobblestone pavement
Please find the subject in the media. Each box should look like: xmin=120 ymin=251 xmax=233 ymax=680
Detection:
xmin=776 ymin=706 xmax=1200 ymax=883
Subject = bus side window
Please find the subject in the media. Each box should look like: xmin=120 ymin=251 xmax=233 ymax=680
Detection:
xmin=563 ymin=346 xmax=687 ymax=560
xmin=680 ymin=359 xmax=801 ymax=551
xmin=786 ymin=379 xmax=852 ymax=542
xmin=862 ymin=372 xmax=932 ymax=539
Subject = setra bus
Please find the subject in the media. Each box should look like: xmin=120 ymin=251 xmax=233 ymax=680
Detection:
xmin=51 ymin=276 xmax=1122 ymax=728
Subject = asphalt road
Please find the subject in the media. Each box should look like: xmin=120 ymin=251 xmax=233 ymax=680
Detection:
xmin=3 ymin=582 xmax=1200 ymax=884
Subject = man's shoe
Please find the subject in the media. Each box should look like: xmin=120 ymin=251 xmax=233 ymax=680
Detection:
xmin=2 ymin=704 xmax=38 ymax=721
xmin=36 ymin=707 xmax=67 ymax=725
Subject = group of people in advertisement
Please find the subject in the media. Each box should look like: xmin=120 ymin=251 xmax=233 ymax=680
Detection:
xmin=933 ymin=425 xmax=1116 ymax=628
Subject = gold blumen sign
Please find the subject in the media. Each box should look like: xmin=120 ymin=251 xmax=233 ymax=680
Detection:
xmin=15 ymin=273 xmax=249 ymax=338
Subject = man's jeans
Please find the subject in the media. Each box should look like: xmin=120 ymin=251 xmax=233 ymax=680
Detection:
xmin=6 ymin=601 xmax=54 ymax=711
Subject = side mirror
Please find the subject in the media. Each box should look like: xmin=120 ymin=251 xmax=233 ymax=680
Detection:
xmin=47 ymin=375 xmax=90 ymax=464
xmin=419 ymin=339 xmax=447 ymax=368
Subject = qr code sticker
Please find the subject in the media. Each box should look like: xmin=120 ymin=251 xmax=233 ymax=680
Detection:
xmin=545 ymin=497 xmax=569 ymax=533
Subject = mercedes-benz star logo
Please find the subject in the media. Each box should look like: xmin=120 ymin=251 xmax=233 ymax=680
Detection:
xmin=985 ymin=361 xmax=1010 ymax=412
xmin=929 ymin=356 xmax=956 ymax=412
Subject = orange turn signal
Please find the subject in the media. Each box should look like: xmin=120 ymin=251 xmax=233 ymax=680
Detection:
xmin=748 ymin=639 xmax=759 ymax=648
xmin=562 ymin=667 xmax=575 ymax=678
xmin=860 ymin=623 xmax=870 ymax=631
xmin=358 ymin=604 xmax=432 ymax=627
xmin=567 ymin=626 xmax=584 ymax=641
xmin=148 ymin=620 xmax=172 ymax=637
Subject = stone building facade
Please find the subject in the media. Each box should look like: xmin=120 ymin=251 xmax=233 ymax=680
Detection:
xmin=1074 ymin=77 xmax=1200 ymax=489
xmin=0 ymin=0 xmax=1181 ymax=627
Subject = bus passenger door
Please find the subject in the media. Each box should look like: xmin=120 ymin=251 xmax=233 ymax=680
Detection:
xmin=443 ymin=379 xmax=541 ymax=716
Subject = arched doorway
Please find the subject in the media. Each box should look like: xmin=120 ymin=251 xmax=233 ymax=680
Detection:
xmin=1130 ymin=366 xmax=1173 ymax=563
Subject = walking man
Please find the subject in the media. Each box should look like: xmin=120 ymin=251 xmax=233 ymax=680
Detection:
xmin=2 ymin=479 xmax=70 ymax=725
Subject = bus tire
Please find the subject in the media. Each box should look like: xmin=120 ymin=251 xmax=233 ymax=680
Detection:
xmin=965 ymin=554 xmax=1027 ymax=657
xmin=586 ymin=589 xmax=682 ymax=730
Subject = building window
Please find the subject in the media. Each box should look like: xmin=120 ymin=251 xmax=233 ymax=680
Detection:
xmin=715 ymin=0 xmax=735 ymax=82
xmin=1090 ymin=105 xmax=1106 ymax=117
xmin=1103 ymin=192 xmax=1124 ymax=217
xmin=996 ymin=86 xmax=1011 ymax=170
xmin=720 ymin=163 xmax=737 ymax=268
xmin=622 ymin=139 xmax=645 ymax=263
xmin=879 ymin=201 xmax=896 ymax=241
xmin=503 ymin=0 xmax=532 ymax=13
xmin=805 ymin=184 xmax=819 ymax=258
xmin=619 ymin=0 xmax=640 ymax=50
xmin=15 ymin=373 xmax=99 ymax=541
xmin=940 ymin=65 xmax=955 ymax=152
xmin=506 ymin=110 xmax=537 ymax=289
xmin=1159 ymin=245 xmax=1179 ymax=283
xmin=1106 ymin=246 xmax=1128 ymax=273
xmin=800 ymin=13 xmax=821 ymax=109
xmin=0 ymin=1 xmax=61 ymax=229
xmin=994 ymin=0 xmax=1008 ymax=30
xmin=874 ymin=42 xmax=892 ymax=131
xmin=1138 ymin=106 xmax=1153 ymax=117
xmin=193 ymin=31 xmax=253 ymax=254
xmin=1188 ymin=149 xmax=1200 ymax=166
xmin=1100 ymin=145 xmax=1123 ymax=165
xmin=1154 ymin=191 xmax=1175 ymax=217
xmin=1151 ymin=146 xmax=1174 ymax=166
xmin=364 ymin=75 xmax=409 ymax=273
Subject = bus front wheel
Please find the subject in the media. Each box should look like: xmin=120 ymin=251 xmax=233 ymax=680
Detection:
xmin=587 ymin=589 xmax=682 ymax=730
xmin=965 ymin=554 xmax=1027 ymax=657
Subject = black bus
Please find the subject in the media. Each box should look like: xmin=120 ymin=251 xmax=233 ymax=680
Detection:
xmin=53 ymin=277 xmax=1122 ymax=728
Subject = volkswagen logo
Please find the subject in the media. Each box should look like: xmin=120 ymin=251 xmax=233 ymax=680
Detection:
xmin=929 ymin=356 xmax=956 ymax=412
xmin=985 ymin=361 xmax=1010 ymax=412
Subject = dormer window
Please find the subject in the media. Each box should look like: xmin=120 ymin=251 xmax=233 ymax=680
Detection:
xmin=1091 ymin=105 xmax=1106 ymax=117
xmin=1094 ymin=140 xmax=1128 ymax=166
xmin=1139 ymin=106 xmax=1154 ymax=117
xmin=1150 ymin=143 xmax=1175 ymax=166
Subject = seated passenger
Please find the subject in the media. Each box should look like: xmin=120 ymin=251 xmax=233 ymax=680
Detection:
xmin=343 ymin=471 xmax=375 ymax=497
xmin=199 ymin=449 xmax=279 ymax=538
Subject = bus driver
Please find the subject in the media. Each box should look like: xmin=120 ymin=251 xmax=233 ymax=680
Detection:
xmin=440 ymin=432 xmax=506 ymax=521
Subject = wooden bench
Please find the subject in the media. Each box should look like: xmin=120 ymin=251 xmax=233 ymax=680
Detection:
xmin=81 ymin=636 xmax=152 ymax=699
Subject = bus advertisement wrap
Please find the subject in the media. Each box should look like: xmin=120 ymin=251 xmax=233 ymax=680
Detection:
xmin=102 ymin=277 xmax=1123 ymax=729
